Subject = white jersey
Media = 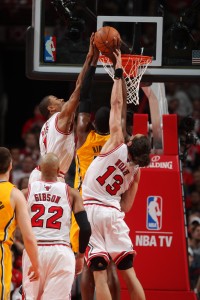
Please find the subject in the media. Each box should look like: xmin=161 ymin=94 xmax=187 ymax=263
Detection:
xmin=39 ymin=112 xmax=75 ymax=174
xmin=82 ymin=143 xmax=139 ymax=210
xmin=27 ymin=180 xmax=72 ymax=246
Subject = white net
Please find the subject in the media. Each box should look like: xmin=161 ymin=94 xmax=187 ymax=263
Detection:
xmin=99 ymin=54 xmax=152 ymax=105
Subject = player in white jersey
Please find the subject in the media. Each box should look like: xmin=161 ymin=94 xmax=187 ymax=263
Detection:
xmin=29 ymin=33 xmax=96 ymax=184
xmin=22 ymin=153 xmax=91 ymax=300
xmin=39 ymin=111 xmax=75 ymax=177
xmin=82 ymin=49 xmax=151 ymax=300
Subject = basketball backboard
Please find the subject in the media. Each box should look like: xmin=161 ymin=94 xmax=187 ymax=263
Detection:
xmin=26 ymin=0 xmax=200 ymax=82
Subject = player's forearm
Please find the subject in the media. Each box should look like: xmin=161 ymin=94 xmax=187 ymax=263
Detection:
xmin=120 ymin=183 xmax=138 ymax=213
xmin=109 ymin=78 xmax=123 ymax=135
xmin=23 ymin=235 xmax=40 ymax=271
xmin=67 ymin=54 xmax=93 ymax=109
xmin=75 ymin=53 xmax=93 ymax=89
xmin=122 ymin=77 xmax=127 ymax=138
xmin=79 ymin=66 xmax=96 ymax=113
xmin=74 ymin=210 xmax=91 ymax=254
xmin=65 ymin=56 xmax=94 ymax=112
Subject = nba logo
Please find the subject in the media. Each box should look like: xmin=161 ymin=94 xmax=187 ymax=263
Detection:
xmin=44 ymin=36 xmax=56 ymax=62
xmin=146 ymin=196 xmax=162 ymax=230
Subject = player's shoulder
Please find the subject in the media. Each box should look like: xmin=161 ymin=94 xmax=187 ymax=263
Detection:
xmin=50 ymin=112 xmax=59 ymax=121
xmin=101 ymin=142 xmax=126 ymax=156
xmin=11 ymin=186 xmax=26 ymax=204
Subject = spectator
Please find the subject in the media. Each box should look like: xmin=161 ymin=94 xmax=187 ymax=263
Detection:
xmin=187 ymin=213 xmax=200 ymax=236
xmin=10 ymin=147 xmax=22 ymax=171
xmin=20 ymin=132 xmax=40 ymax=163
xmin=173 ymin=89 xmax=193 ymax=117
xmin=11 ymin=155 xmax=36 ymax=187
xmin=186 ymin=191 xmax=200 ymax=213
xmin=18 ymin=176 xmax=29 ymax=190
xmin=188 ymin=223 xmax=200 ymax=256
xmin=189 ymin=169 xmax=200 ymax=194
xmin=188 ymin=246 xmax=200 ymax=297
xmin=167 ymin=96 xmax=180 ymax=114
xmin=21 ymin=104 xmax=46 ymax=140
xmin=11 ymin=249 xmax=22 ymax=298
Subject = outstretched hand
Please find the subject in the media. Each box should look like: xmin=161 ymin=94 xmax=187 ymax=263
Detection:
xmin=92 ymin=34 xmax=100 ymax=65
xmin=88 ymin=32 xmax=99 ymax=60
xmin=113 ymin=48 xmax=122 ymax=70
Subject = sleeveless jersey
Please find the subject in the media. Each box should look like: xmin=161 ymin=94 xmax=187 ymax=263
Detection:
xmin=82 ymin=143 xmax=139 ymax=210
xmin=27 ymin=180 xmax=72 ymax=246
xmin=39 ymin=112 xmax=75 ymax=175
xmin=74 ymin=130 xmax=110 ymax=193
xmin=0 ymin=181 xmax=16 ymax=245
xmin=0 ymin=181 xmax=16 ymax=300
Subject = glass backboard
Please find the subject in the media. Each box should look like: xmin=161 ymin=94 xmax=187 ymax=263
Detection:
xmin=26 ymin=0 xmax=200 ymax=82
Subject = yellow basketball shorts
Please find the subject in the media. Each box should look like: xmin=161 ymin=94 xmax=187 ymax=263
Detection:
xmin=0 ymin=243 xmax=12 ymax=300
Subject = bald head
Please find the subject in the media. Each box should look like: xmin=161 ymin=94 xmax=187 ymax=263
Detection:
xmin=40 ymin=153 xmax=59 ymax=181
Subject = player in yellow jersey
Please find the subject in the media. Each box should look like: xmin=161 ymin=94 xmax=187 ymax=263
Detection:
xmin=0 ymin=147 xmax=39 ymax=299
xmin=70 ymin=39 xmax=127 ymax=300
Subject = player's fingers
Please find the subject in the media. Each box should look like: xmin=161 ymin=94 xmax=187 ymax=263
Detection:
xmin=90 ymin=32 xmax=95 ymax=39
xmin=113 ymin=49 xmax=120 ymax=58
xmin=29 ymin=271 xmax=39 ymax=281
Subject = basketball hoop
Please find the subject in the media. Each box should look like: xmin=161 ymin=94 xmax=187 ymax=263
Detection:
xmin=99 ymin=54 xmax=152 ymax=105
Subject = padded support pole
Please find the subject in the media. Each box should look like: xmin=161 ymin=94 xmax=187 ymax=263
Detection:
xmin=133 ymin=114 xmax=148 ymax=136
xmin=163 ymin=114 xmax=179 ymax=155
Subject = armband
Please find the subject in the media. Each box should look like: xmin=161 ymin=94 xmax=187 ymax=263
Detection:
xmin=74 ymin=210 xmax=91 ymax=254
xmin=114 ymin=68 xmax=123 ymax=79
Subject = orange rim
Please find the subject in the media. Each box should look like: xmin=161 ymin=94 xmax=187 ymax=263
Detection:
xmin=99 ymin=54 xmax=152 ymax=76
xmin=99 ymin=54 xmax=152 ymax=64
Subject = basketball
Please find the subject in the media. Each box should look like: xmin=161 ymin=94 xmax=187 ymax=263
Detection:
xmin=94 ymin=26 xmax=120 ymax=54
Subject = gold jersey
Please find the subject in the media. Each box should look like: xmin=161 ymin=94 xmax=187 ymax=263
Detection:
xmin=0 ymin=181 xmax=16 ymax=300
xmin=71 ymin=130 xmax=110 ymax=252
xmin=0 ymin=181 xmax=16 ymax=245
xmin=74 ymin=130 xmax=110 ymax=194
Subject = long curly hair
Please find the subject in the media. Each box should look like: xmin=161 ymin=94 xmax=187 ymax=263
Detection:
xmin=128 ymin=135 xmax=151 ymax=167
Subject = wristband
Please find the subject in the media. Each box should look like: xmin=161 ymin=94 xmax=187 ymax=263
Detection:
xmin=114 ymin=68 xmax=123 ymax=79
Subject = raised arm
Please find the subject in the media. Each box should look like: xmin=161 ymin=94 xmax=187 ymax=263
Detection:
xmin=121 ymin=77 xmax=128 ymax=139
xmin=76 ymin=43 xmax=99 ymax=148
xmin=101 ymin=49 xmax=124 ymax=153
xmin=57 ymin=33 xmax=95 ymax=131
